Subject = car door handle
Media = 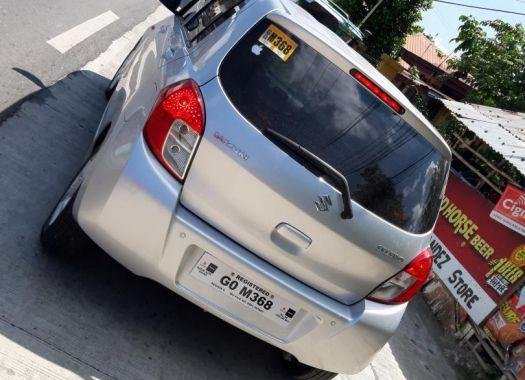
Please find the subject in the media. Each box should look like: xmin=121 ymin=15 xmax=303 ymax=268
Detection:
xmin=271 ymin=223 xmax=312 ymax=255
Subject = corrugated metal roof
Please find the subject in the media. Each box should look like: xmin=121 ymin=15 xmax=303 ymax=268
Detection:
xmin=403 ymin=33 xmax=452 ymax=73
xmin=471 ymin=103 xmax=525 ymax=141
xmin=441 ymin=99 xmax=525 ymax=176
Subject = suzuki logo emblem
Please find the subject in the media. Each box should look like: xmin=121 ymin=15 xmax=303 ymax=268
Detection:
xmin=315 ymin=195 xmax=332 ymax=212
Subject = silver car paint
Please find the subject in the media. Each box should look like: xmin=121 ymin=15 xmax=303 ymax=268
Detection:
xmin=74 ymin=0 xmax=450 ymax=374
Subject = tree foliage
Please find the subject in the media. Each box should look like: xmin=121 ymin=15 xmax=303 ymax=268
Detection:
xmin=335 ymin=0 xmax=432 ymax=60
xmin=448 ymin=16 xmax=525 ymax=112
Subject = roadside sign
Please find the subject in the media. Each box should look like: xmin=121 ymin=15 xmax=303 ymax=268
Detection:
xmin=431 ymin=173 xmax=525 ymax=324
xmin=491 ymin=185 xmax=525 ymax=237
xmin=431 ymin=234 xmax=497 ymax=324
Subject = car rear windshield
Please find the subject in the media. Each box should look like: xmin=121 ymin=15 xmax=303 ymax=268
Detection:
xmin=219 ymin=20 xmax=449 ymax=234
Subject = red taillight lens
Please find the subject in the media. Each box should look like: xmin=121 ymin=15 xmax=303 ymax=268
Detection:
xmin=350 ymin=69 xmax=404 ymax=114
xmin=144 ymin=79 xmax=205 ymax=181
xmin=367 ymin=247 xmax=432 ymax=304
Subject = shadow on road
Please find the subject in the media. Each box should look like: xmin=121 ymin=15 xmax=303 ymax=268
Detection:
xmin=12 ymin=67 xmax=47 ymax=90
xmin=0 ymin=70 xmax=289 ymax=380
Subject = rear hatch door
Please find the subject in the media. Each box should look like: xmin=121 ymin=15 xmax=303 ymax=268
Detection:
xmin=181 ymin=19 xmax=449 ymax=304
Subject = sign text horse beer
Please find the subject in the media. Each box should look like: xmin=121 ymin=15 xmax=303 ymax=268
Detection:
xmin=431 ymin=174 xmax=525 ymax=324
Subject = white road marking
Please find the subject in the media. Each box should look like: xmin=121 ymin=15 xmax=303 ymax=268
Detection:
xmin=82 ymin=6 xmax=171 ymax=79
xmin=47 ymin=11 xmax=120 ymax=54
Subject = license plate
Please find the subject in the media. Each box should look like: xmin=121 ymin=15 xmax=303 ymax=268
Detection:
xmin=191 ymin=253 xmax=299 ymax=327
xmin=258 ymin=24 xmax=297 ymax=62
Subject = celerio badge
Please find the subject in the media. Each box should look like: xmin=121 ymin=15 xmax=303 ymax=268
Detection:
xmin=376 ymin=245 xmax=405 ymax=263
xmin=213 ymin=131 xmax=249 ymax=161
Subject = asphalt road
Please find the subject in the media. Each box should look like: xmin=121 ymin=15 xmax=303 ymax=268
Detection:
xmin=0 ymin=0 xmax=159 ymax=115
xmin=0 ymin=1 xmax=467 ymax=379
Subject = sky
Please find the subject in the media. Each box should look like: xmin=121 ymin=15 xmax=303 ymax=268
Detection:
xmin=419 ymin=0 xmax=525 ymax=54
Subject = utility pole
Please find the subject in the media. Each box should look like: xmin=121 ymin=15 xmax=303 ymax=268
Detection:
xmin=358 ymin=0 xmax=385 ymax=28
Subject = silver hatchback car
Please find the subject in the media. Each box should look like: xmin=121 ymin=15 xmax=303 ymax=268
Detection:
xmin=41 ymin=0 xmax=451 ymax=378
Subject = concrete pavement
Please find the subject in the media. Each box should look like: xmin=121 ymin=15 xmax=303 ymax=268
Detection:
xmin=0 ymin=0 xmax=159 ymax=114
xmin=0 ymin=3 xmax=470 ymax=380
xmin=344 ymin=296 xmax=467 ymax=380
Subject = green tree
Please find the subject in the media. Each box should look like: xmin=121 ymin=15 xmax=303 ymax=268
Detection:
xmin=448 ymin=16 xmax=525 ymax=112
xmin=335 ymin=0 xmax=432 ymax=60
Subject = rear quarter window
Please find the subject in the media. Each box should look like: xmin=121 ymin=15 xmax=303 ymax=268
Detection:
xmin=219 ymin=20 xmax=450 ymax=234
xmin=296 ymin=1 xmax=339 ymax=33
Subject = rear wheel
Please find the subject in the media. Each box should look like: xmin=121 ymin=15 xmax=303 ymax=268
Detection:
xmin=40 ymin=165 xmax=92 ymax=256
xmin=282 ymin=353 xmax=337 ymax=380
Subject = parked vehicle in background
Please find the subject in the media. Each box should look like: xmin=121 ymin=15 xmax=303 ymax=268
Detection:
xmin=294 ymin=0 xmax=364 ymax=43
xmin=41 ymin=0 xmax=451 ymax=379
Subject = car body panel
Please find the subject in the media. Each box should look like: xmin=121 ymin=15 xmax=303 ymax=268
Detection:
xmin=77 ymin=136 xmax=407 ymax=375
xmin=180 ymin=77 xmax=432 ymax=304
xmin=176 ymin=2 xmax=449 ymax=304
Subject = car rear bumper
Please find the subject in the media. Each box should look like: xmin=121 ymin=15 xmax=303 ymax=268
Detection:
xmin=75 ymin=136 xmax=407 ymax=375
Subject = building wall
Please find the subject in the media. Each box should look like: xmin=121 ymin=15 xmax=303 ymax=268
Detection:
xmin=400 ymin=50 xmax=472 ymax=101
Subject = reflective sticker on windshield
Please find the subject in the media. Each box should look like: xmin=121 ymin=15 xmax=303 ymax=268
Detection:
xmin=258 ymin=24 xmax=297 ymax=62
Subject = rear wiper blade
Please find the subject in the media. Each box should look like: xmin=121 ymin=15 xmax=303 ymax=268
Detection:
xmin=263 ymin=128 xmax=353 ymax=219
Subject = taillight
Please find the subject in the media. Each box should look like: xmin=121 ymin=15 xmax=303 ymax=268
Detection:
xmin=350 ymin=69 xmax=404 ymax=114
xmin=367 ymin=247 xmax=432 ymax=304
xmin=144 ymin=79 xmax=205 ymax=181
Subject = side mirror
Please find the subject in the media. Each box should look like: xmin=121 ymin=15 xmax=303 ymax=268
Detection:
xmin=159 ymin=0 xmax=182 ymax=14
xmin=159 ymin=0 xmax=201 ymax=15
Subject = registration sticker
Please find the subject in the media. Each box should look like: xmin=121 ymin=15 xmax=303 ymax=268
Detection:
xmin=258 ymin=24 xmax=297 ymax=62
xmin=191 ymin=253 xmax=299 ymax=327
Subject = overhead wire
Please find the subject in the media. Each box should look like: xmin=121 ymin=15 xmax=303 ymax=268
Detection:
xmin=433 ymin=0 xmax=525 ymax=16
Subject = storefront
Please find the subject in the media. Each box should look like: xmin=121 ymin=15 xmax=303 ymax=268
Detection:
xmin=423 ymin=100 xmax=525 ymax=379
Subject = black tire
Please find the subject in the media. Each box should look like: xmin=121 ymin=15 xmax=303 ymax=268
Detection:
xmin=40 ymin=167 xmax=92 ymax=257
xmin=283 ymin=354 xmax=337 ymax=380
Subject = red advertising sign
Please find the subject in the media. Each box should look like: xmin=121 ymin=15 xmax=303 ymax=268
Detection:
xmin=431 ymin=173 xmax=525 ymax=324
xmin=491 ymin=185 xmax=525 ymax=237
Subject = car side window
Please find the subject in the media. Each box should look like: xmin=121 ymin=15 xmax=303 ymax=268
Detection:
xmin=183 ymin=0 xmax=245 ymax=44
xmin=297 ymin=0 xmax=339 ymax=33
